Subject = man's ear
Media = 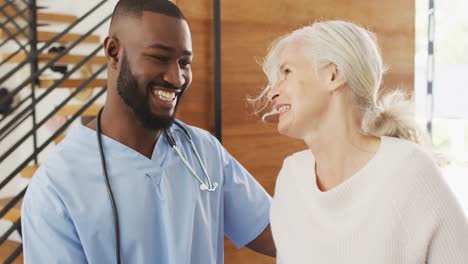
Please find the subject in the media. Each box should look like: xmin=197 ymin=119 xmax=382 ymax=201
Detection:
xmin=326 ymin=63 xmax=346 ymax=92
xmin=104 ymin=36 xmax=120 ymax=69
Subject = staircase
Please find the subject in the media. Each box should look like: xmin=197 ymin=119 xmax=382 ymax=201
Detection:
xmin=0 ymin=1 xmax=111 ymax=262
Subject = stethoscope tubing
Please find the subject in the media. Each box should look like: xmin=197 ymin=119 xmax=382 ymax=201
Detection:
xmin=96 ymin=107 xmax=217 ymax=264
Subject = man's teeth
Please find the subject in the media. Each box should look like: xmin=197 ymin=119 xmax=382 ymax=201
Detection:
xmin=278 ymin=105 xmax=290 ymax=113
xmin=154 ymin=90 xmax=176 ymax=102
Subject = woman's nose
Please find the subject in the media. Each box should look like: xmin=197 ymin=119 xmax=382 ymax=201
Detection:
xmin=268 ymin=83 xmax=280 ymax=102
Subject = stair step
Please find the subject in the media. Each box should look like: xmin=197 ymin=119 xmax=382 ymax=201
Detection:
xmin=0 ymin=5 xmax=27 ymax=20
xmin=0 ymin=7 xmax=77 ymax=24
xmin=0 ymin=240 xmax=22 ymax=264
xmin=38 ymin=12 xmax=77 ymax=24
xmin=0 ymin=207 xmax=20 ymax=223
xmin=2 ymin=52 xmax=107 ymax=65
xmin=56 ymin=104 xmax=102 ymax=117
xmin=54 ymin=134 xmax=65 ymax=144
xmin=20 ymin=165 xmax=39 ymax=179
xmin=0 ymin=26 xmax=100 ymax=44
xmin=39 ymin=78 xmax=107 ymax=89
xmin=38 ymin=31 xmax=100 ymax=44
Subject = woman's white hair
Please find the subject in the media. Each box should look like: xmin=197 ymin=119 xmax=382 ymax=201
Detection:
xmin=251 ymin=20 xmax=427 ymax=145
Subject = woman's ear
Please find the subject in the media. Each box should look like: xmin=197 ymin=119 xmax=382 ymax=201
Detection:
xmin=326 ymin=63 xmax=346 ymax=92
xmin=104 ymin=36 xmax=120 ymax=69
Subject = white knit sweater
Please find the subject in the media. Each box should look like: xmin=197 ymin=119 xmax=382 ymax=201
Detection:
xmin=270 ymin=136 xmax=468 ymax=263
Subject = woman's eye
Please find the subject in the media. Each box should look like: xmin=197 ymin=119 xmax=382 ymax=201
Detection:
xmin=282 ymin=68 xmax=291 ymax=80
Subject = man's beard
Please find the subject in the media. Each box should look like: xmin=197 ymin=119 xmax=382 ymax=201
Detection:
xmin=117 ymin=52 xmax=182 ymax=130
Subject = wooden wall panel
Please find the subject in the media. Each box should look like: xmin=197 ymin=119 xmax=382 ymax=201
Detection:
xmin=222 ymin=0 xmax=415 ymax=189
xmin=176 ymin=0 xmax=213 ymax=131
xmin=180 ymin=0 xmax=414 ymax=263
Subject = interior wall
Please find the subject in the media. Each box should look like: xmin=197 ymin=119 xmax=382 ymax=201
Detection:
xmin=175 ymin=0 xmax=213 ymax=131
xmin=0 ymin=0 xmax=415 ymax=262
xmin=179 ymin=0 xmax=414 ymax=263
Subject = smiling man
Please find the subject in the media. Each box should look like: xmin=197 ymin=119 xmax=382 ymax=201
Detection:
xmin=21 ymin=1 xmax=275 ymax=263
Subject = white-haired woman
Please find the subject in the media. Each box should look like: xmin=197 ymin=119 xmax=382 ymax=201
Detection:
xmin=254 ymin=20 xmax=468 ymax=263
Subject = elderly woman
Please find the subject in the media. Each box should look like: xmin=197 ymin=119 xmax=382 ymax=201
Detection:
xmin=254 ymin=20 xmax=468 ymax=263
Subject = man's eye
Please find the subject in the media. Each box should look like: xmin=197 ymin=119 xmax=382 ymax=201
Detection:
xmin=179 ymin=59 xmax=191 ymax=67
xmin=150 ymin=55 xmax=169 ymax=63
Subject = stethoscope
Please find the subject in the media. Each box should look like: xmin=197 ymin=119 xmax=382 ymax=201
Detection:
xmin=96 ymin=107 xmax=218 ymax=264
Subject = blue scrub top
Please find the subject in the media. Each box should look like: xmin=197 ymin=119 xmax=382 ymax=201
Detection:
xmin=21 ymin=121 xmax=271 ymax=263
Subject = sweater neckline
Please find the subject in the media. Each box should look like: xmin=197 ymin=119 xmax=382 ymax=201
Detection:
xmin=293 ymin=136 xmax=387 ymax=209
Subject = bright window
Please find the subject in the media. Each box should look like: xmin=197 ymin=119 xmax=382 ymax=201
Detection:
xmin=415 ymin=0 xmax=468 ymax=212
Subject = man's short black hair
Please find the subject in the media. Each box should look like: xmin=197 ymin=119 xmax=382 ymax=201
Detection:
xmin=110 ymin=0 xmax=185 ymax=28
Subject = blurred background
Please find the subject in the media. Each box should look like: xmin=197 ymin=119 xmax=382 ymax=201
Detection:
xmin=0 ymin=0 xmax=466 ymax=263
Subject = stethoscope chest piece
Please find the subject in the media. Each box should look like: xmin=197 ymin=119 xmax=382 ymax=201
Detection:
xmin=200 ymin=182 xmax=218 ymax=192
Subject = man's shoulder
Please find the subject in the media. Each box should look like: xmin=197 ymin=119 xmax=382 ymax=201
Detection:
xmin=30 ymin=126 xmax=97 ymax=189
xmin=172 ymin=120 xmax=220 ymax=147
xmin=29 ymin=147 xmax=78 ymax=193
xmin=39 ymin=138 xmax=92 ymax=173
xmin=23 ymin=156 xmax=69 ymax=216
xmin=172 ymin=120 xmax=214 ymax=137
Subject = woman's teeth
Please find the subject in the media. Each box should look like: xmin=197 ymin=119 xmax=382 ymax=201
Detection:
xmin=154 ymin=89 xmax=176 ymax=102
xmin=278 ymin=105 xmax=290 ymax=113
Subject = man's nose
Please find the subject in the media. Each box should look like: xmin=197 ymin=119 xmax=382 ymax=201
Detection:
xmin=163 ymin=62 xmax=184 ymax=88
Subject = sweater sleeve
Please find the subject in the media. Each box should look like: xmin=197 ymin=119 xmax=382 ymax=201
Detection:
xmin=426 ymin=190 xmax=468 ymax=263
xmin=402 ymin=146 xmax=468 ymax=263
xmin=418 ymin=153 xmax=468 ymax=263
